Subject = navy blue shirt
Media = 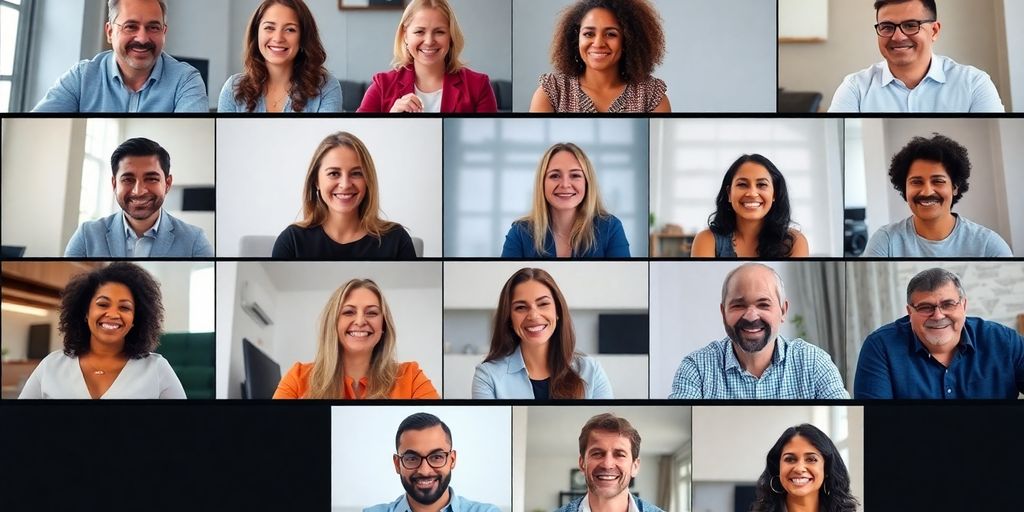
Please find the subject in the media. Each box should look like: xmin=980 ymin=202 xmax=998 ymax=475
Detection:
xmin=500 ymin=214 xmax=630 ymax=258
xmin=854 ymin=316 xmax=1024 ymax=399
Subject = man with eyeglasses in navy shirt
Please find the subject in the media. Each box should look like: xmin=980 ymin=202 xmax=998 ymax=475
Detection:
xmin=32 ymin=0 xmax=207 ymax=113
xmin=854 ymin=268 xmax=1024 ymax=399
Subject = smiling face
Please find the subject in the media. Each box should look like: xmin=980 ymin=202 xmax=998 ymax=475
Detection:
xmin=779 ymin=435 xmax=825 ymax=498
xmin=113 ymin=155 xmax=171 ymax=222
xmin=905 ymin=160 xmax=956 ymax=222
xmin=876 ymin=0 xmax=939 ymax=71
xmin=257 ymin=3 xmax=300 ymax=67
xmin=721 ymin=265 xmax=788 ymax=354
xmin=394 ymin=425 xmax=455 ymax=506
xmin=336 ymin=287 xmax=384 ymax=357
xmin=729 ymin=161 xmax=775 ymax=222
xmin=105 ymin=0 xmax=166 ymax=74
xmin=317 ymin=145 xmax=367 ymax=219
xmin=87 ymin=282 xmax=135 ymax=350
xmin=579 ymin=430 xmax=639 ymax=500
xmin=510 ymin=279 xmax=558 ymax=348
xmin=578 ymin=8 xmax=623 ymax=73
xmin=907 ymin=282 xmax=967 ymax=348
xmin=543 ymin=150 xmax=587 ymax=213
xmin=404 ymin=7 xmax=450 ymax=69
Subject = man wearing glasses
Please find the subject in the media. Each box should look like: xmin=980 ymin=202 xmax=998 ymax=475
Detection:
xmin=364 ymin=413 xmax=499 ymax=512
xmin=854 ymin=268 xmax=1024 ymax=399
xmin=32 ymin=0 xmax=207 ymax=112
xmin=828 ymin=0 xmax=1004 ymax=112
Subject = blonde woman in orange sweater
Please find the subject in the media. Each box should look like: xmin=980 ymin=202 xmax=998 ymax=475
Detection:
xmin=274 ymin=278 xmax=438 ymax=399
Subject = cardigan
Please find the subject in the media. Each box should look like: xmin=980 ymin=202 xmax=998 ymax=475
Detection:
xmin=357 ymin=65 xmax=497 ymax=113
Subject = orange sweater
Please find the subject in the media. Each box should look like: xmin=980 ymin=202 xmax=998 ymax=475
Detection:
xmin=272 ymin=360 xmax=439 ymax=399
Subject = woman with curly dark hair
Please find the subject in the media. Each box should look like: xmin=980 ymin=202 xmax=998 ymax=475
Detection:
xmin=218 ymin=0 xmax=341 ymax=112
xmin=529 ymin=0 xmax=670 ymax=113
xmin=691 ymin=154 xmax=809 ymax=258
xmin=18 ymin=262 xmax=185 ymax=399
xmin=751 ymin=424 xmax=859 ymax=512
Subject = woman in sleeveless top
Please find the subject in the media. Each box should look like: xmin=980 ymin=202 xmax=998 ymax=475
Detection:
xmin=691 ymin=154 xmax=809 ymax=258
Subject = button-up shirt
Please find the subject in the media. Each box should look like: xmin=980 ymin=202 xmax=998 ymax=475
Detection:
xmin=32 ymin=51 xmax=208 ymax=113
xmin=669 ymin=336 xmax=849 ymax=399
xmin=828 ymin=54 xmax=1004 ymax=113
xmin=854 ymin=316 xmax=1024 ymax=399
xmin=362 ymin=489 xmax=499 ymax=512
xmin=124 ymin=211 xmax=162 ymax=258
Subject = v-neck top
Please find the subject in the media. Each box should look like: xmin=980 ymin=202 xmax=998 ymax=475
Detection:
xmin=17 ymin=351 xmax=186 ymax=399
xmin=539 ymin=72 xmax=667 ymax=113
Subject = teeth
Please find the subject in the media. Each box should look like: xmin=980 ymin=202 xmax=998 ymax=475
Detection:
xmin=595 ymin=475 xmax=619 ymax=480
xmin=742 ymin=202 xmax=762 ymax=208
xmin=525 ymin=325 xmax=546 ymax=333
xmin=790 ymin=477 xmax=811 ymax=485
xmin=100 ymin=323 xmax=121 ymax=330
xmin=347 ymin=331 xmax=371 ymax=337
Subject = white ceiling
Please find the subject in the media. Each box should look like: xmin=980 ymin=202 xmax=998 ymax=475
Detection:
xmin=256 ymin=261 xmax=442 ymax=292
xmin=525 ymin=405 xmax=691 ymax=457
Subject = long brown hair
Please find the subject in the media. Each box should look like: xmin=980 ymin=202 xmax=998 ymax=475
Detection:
xmin=307 ymin=279 xmax=399 ymax=399
xmin=235 ymin=0 xmax=328 ymax=112
xmin=484 ymin=268 xmax=584 ymax=398
xmin=295 ymin=131 xmax=399 ymax=240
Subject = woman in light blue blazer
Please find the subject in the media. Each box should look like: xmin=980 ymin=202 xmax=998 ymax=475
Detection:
xmin=472 ymin=268 xmax=612 ymax=399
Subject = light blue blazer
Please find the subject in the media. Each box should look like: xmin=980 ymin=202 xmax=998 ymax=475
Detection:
xmin=472 ymin=345 xmax=613 ymax=399
xmin=64 ymin=210 xmax=214 ymax=257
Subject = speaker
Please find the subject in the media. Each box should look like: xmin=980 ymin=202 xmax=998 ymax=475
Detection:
xmin=845 ymin=208 xmax=868 ymax=256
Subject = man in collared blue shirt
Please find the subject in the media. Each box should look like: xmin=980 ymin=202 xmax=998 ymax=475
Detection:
xmin=32 ymin=0 xmax=207 ymax=113
xmin=854 ymin=268 xmax=1024 ymax=399
xmin=669 ymin=263 xmax=848 ymax=399
xmin=65 ymin=137 xmax=213 ymax=257
xmin=828 ymin=0 xmax=1004 ymax=113
xmin=364 ymin=413 xmax=499 ymax=512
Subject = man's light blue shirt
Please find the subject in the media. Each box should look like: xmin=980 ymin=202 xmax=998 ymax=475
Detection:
xmin=32 ymin=51 xmax=208 ymax=113
xmin=124 ymin=210 xmax=161 ymax=257
xmin=863 ymin=214 xmax=1013 ymax=257
xmin=669 ymin=335 xmax=849 ymax=399
xmin=363 ymin=489 xmax=500 ymax=512
xmin=828 ymin=54 xmax=1004 ymax=113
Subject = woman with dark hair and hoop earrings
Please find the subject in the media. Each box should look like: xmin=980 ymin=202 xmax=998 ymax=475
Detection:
xmin=751 ymin=424 xmax=859 ymax=512
xmin=691 ymin=154 xmax=809 ymax=258
xmin=218 ymin=0 xmax=341 ymax=112
xmin=19 ymin=262 xmax=185 ymax=399
xmin=472 ymin=268 xmax=612 ymax=399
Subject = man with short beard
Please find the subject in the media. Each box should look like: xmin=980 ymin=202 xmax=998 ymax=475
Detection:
xmin=64 ymin=137 xmax=213 ymax=257
xmin=854 ymin=268 xmax=1024 ymax=399
xmin=669 ymin=263 xmax=848 ymax=399
xmin=862 ymin=133 xmax=1012 ymax=257
xmin=364 ymin=413 xmax=499 ymax=512
xmin=32 ymin=0 xmax=207 ymax=112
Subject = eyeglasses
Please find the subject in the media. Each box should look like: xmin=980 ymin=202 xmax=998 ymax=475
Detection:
xmin=874 ymin=19 xmax=935 ymax=37
xmin=112 ymin=21 xmax=166 ymax=35
xmin=908 ymin=298 xmax=962 ymax=316
xmin=398 ymin=451 xmax=451 ymax=470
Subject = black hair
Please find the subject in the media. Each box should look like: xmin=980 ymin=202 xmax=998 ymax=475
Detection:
xmin=110 ymin=137 xmax=171 ymax=177
xmin=887 ymin=133 xmax=970 ymax=206
xmin=395 ymin=412 xmax=453 ymax=451
xmin=708 ymin=154 xmax=795 ymax=258
xmin=59 ymin=262 xmax=165 ymax=359
xmin=906 ymin=267 xmax=966 ymax=304
xmin=873 ymin=0 xmax=937 ymax=19
xmin=751 ymin=424 xmax=859 ymax=512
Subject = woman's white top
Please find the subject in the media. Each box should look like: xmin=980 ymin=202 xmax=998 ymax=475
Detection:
xmin=18 ymin=351 xmax=187 ymax=399
xmin=414 ymin=85 xmax=443 ymax=113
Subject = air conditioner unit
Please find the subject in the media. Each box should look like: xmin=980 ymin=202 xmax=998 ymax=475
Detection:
xmin=240 ymin=280 xmax=274 ymax=326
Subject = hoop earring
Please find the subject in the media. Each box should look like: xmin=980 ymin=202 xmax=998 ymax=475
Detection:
xmin=769 ymin=476 xmax=784 ymax=495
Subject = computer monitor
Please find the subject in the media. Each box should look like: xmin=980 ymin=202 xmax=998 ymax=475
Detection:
xmin=597 ymin=313 xmax=650 ymax=354
xmin=242 ymin=338 xmax=281 ymax=399
xmin=1 ymin=245 xmax=26 ymax=258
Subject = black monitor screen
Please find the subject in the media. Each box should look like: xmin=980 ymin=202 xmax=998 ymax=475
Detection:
xmin=182 ymin=187 xmax=215 ymax=211
xmin=598 ymin=314 xmax=649 ymax=354
xmin=242 ymin=338 xmax=281 ymax=399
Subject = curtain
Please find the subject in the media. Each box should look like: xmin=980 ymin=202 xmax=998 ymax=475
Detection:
xmin=844 ymin=261 xmax=900 ymax=388
xmin=657 ymin=454 xmax=674 ymax=512
xmin=796 ymin=262 xmax=847 ymax=383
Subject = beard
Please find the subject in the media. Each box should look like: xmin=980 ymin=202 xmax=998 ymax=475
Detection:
xmin=725 ymin=317 xmax=772 ymax=353
xmin=401 ymin=472 xmax=452 ymax=506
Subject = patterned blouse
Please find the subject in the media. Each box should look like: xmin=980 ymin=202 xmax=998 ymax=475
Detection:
xmin=539 ymin=72 xmax=667 ymax=113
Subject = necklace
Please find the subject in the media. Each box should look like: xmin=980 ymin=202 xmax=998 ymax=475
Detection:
xmin=85 ymin=358 xmax=124 ymax=376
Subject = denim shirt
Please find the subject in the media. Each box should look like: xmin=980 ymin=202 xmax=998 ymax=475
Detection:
xmin=472 ymin=345 xmax=613 ymax=399
xmin=363 ymin=489 xmax=499 ymax=512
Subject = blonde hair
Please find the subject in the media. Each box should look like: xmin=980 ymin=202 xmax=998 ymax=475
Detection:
xmin=296 ymin=131 xmax=398 ymax=240
xmin=390 ymin=0 xmax=465 ymax=73
xmin=307 ymin=279 xmax=399 ymax=399
xmin=523 ymin=143 xmax=609 ymax=256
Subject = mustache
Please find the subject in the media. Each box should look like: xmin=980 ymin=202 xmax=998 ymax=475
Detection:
xmin=126 ymin=42 xmax=156 ymax=52
xmin=735 ymin=318 xmax=767 ymax=331
xmin=913 ymin=194 xmax=942 ymax=204
xmin=924 ymin=319 xmax=952 ymax=328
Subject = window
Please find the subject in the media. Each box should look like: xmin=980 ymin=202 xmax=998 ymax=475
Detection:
xmin=189 ymin=265 xmax=214 ymax=332
xmin=0 ymin=0 xmax=34 ymax=112
xmin=79 ymin=119 xmax=121 ymax=226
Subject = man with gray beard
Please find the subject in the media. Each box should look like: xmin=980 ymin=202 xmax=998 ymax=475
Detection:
xmin=669 ymin=263 xmax=848 ymax=399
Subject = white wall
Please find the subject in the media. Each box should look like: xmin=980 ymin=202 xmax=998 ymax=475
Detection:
xmin=221 ymin=261 xmax=277 ymax=399
xmin=135 ymin=261 xmax=214 ymax=333
xmin=215 ymin=261 xmax=238 ymax=399
xmin=0 ymin=310 xmax=60 ymax=358
xmin=331 ymin=405 xmax=512 ymax=512
xmin=512 ymin=0 xmax=776 ymax=112
xmin=216 ymin=118 xmax=443 ymax=257
xmin=995 ymin=119 xmax=1024 ymax=249
xmin=1004 ymin=0 xmax=1024 ymax=110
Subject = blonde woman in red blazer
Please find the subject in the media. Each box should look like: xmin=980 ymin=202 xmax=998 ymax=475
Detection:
xmin=356 ymin=0 xmax=497 ymax=113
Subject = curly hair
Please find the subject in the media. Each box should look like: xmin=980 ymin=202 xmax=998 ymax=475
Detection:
xmin=751 ymin=424 xmax=859 ymax=512
xmin=59 ymin=262 xmax=164 ymax=359
xmin=550 ymin=0 xmax=665 ymax=82
xmin=708 ymin=154 xmax=796 ymax=258
xmin=887 ymin=133 xmax=971 ymax=206
xmin=234 ymin=0 xmax=329 ymax=112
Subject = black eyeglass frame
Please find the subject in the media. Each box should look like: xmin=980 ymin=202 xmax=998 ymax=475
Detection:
xmin=907 ymin=297 xmax=963 ymax=316
xmin=874 ymin=19 xmax=936 ymax=37
xmin=397 ymin=450 xmax=452 ymax=470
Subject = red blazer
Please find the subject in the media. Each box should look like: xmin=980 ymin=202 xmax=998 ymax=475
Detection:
xmin=356 ymin=65 xmax=497 ymax=113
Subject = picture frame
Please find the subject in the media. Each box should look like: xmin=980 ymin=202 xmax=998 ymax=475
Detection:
xmin=570 ymin=469 xmax=586 ymax=491
xmin=338 ymin=0 xmax=407 ymax=10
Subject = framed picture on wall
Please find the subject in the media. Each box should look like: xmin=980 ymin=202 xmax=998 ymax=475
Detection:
xmin=339 ymin=0 xmax=407 ymax=10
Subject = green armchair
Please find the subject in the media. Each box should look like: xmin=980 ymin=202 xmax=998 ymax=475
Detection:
xmin=157 ymin=332 xmax=215 ymax=399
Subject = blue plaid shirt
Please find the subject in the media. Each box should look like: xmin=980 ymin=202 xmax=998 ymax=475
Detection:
xmin=669 ymin=335 xmax=849 ymax=399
